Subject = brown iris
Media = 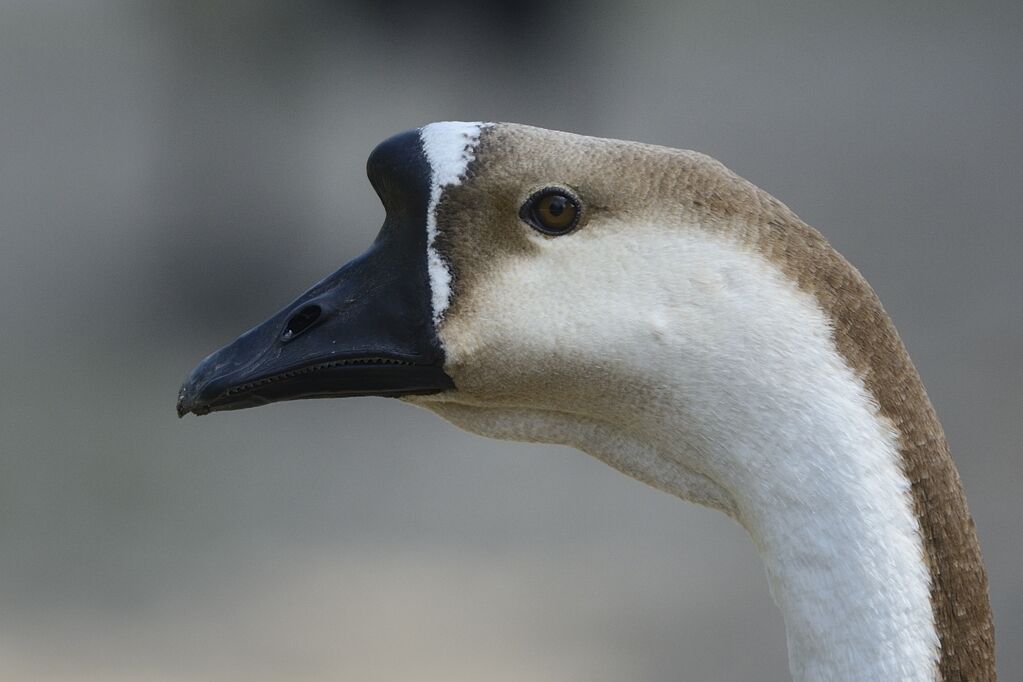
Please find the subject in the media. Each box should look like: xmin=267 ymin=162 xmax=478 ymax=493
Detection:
xmin=520 ymin=187 xmax=581 ymax=235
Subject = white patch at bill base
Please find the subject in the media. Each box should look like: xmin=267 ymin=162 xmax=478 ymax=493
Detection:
xmin=419 ymin=121 xmax=489 ymax=324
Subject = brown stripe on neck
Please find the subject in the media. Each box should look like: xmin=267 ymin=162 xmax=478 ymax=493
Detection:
xmin=723 ymin=182 xmax=997 ymax=680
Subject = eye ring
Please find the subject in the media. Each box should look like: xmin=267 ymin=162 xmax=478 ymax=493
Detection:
xmin=519 ymin=186 xmax=582 ymax=236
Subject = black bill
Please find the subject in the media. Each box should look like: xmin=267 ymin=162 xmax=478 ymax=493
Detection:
xmin=176 ymin=129 xmax=454 ymax=417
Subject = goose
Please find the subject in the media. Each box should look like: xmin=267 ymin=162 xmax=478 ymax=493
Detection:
xmin=177 ymin=122 xmax=996 ymax=681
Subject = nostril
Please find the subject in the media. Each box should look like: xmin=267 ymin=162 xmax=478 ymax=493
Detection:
xmin=281 ymin=304 xmax=322 ymax=342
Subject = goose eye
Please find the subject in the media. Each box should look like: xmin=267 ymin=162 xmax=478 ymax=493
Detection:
xmin=521 ymin=188 xmax=581 ymax=235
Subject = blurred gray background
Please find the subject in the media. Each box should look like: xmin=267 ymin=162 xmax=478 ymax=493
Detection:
xmin=1 ymin=1 xmax=1020 ymax=680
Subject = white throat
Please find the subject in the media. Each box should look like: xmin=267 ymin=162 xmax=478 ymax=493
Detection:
xmin=416 ymin=226 xmax=939 ymax=681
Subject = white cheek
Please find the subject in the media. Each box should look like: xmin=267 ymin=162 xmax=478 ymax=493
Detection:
xmin=446 ymin=228 xmax=737 ymax=380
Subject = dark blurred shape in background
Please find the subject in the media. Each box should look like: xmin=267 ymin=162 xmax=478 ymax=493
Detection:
xmin=1 ymin=1 xmax=1020 ymax=679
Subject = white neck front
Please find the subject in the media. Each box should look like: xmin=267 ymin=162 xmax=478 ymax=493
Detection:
xmin=726 ymin=393 xmax=939 ymax=682
xmin=419 ymin=227 xmax=940 ymax=680
xmin=672 ymin=240 xmax=940 ymax=681
xmin=429 ymin=391 xmax=940 ymax=681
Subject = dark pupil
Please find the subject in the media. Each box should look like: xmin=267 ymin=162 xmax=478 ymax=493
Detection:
xmin=546 ymin=196 xmax=567 ymax=217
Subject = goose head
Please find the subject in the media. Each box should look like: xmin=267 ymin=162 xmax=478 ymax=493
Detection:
xmin=176 ymin=121 xmax=785 ymax=514
xmin=177 ymin=122 xmax=994 ymax=681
